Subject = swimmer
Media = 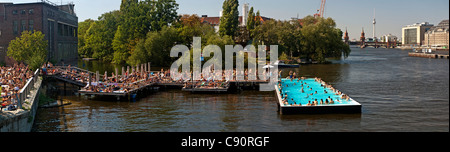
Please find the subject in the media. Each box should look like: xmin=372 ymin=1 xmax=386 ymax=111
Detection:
xmin=325 ymin=99 xmax=329 ymax=104
xmin=313 ymin=99 xmax=318 ymax=105
xmin=306 ymin=101 xmax=312 ymax=106
xmin=314 ymin=91 xmax=318 ymax=94
xmin=329 ymin=99 xmax=335 ymax=104
xmin=320 ymin=99 xmax=324 ymax=105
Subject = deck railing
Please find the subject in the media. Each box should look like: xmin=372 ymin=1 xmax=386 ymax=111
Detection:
xmin=17 ymin=68 xmax=40 ymax=109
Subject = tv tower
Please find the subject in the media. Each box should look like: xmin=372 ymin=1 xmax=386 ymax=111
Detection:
xmin=373 ymin=8 xmax=376 ymax=40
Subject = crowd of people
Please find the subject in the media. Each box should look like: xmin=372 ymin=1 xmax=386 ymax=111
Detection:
xmin=44 ymin=63 xmax=275 ymax=94
xmin=1 ymin=63 xmax=34 ymax=112
xmin=278 ymin=71 xmax=351 ymax=107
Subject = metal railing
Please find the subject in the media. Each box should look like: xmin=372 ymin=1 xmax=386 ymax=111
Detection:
xmin=17 ymin=68 xmax=40 ymax=109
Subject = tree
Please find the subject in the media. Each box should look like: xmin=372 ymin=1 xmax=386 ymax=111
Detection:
xmin=300 ymin=16 xmax=350 ymax=63
xmin=77 ymin=19 xmax=95 ymax=58
xmin=150 ymin=0 xmax=180 ymax=32
xmin=253 ymin=20 xmax=301 ymax=58
xmin=246 ymin=7 xmax=255 ymax=32
xmin=112 ymin=0 xmax=179 ymax=64
xmin=82 ymin=10 xmax=121 ymax=61
xmin=178 ymin=14 xmax=216 ymax=47
xmin=127 ymin=26 xmax=181 ymax=66
xmin=219 ymin=0 xmax=239 ymax=38
xmin=254 ymin=10 xmax=261 ymax=27
xmin=112 ymin=25 xmax=130 ymax=64
xmin=7 ymin=31 xmax=48 ymax=70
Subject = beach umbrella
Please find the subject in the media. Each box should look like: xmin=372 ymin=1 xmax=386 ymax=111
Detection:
xmin=263 ymin=65 xmax=274 ymax=69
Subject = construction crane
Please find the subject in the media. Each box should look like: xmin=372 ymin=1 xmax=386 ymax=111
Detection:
xmin=314 ymin=0 xmax=326 ymax=18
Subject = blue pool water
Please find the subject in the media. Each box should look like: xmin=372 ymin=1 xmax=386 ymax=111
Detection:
xmin=279 ymin=78 xmax=357 ymax=106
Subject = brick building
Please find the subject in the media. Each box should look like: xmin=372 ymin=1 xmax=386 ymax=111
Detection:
xmin=0 ymin=1 xmax=78 ymax=65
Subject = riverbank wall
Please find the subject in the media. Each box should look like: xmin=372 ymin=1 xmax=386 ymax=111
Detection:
xmin=0 ymin=76 xmax=43 ymax=132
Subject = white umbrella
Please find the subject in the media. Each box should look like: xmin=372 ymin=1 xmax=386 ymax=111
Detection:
xmin=263 ymin=65 xmax=274 ymax=69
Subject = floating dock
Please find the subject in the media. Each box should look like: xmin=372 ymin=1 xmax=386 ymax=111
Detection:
xmin=408 ymin=52 xmax=449 ymax=59
xmin=275 ymin=79 xmax=361 ymax=114
xmin=182 ymin=87 xmax=230 ymax=93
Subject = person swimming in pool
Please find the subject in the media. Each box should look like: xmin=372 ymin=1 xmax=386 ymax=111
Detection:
xmin=320 ymin=99 xmax=324 ymax=105
xmin=306 ymin=101 xmax=312 ymax=106
xmin=329 ymin=99 xmax=335 ymax=104
xmin=314 ymin=99 xmax=318 ymax=105
xmin=314 ymin=91 xmax=318 ymax=94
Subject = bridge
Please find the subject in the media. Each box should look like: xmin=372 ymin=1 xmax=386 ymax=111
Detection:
xmin=348 ymin=41 xmax=401 ymax=48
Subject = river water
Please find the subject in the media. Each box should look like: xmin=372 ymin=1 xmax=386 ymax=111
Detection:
xmin=32 ymin=48 xmax=449 ymax=132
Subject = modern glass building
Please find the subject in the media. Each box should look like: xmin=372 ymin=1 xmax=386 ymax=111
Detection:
xmin=402 ymin=22 xmax=434 ymax=46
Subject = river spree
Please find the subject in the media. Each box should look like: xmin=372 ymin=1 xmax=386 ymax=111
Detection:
xmin=32 ymin=48 xmax=449 ymax=132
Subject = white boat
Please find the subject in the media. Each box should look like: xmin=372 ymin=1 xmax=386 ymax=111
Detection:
xmin=273 ymin=60 xmax=300 ymax=68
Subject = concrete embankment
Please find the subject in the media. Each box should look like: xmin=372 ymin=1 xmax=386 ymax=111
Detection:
xmin=0 ymin=77 xmax=43 ymax=132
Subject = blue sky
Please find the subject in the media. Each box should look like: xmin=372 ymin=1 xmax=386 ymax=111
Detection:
xmin=9 ymin=0 xmax=449 ymax=40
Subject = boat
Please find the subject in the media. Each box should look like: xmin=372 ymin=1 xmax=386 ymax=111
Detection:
xmin=273 ymin=60 xmax=300 ymax=68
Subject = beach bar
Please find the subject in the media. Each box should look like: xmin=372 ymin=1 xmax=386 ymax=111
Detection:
xmin=275 ymin=78 xmax=361 ymax=114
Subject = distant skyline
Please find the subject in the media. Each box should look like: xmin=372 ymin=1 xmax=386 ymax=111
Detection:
xmin=7 ymin=0 xmax=450 ymax=40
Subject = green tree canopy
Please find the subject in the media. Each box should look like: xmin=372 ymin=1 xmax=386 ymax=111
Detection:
xmin=219 ymin=0 xmax=239 ymax=38
xmin=112 ymin=0 xmax=179 ymax=64
xmin=7 ymin=31 xmax=48 ymax=70
xmin=128 ymin=26 xmax=181 ymax=66
xmin=246 ymin=7 xmax=255 ymax=32
xmin=300 ymin=16 xmax=350 ymax=63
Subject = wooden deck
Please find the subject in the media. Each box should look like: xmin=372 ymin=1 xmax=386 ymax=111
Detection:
xmin=46 ymin=75 xmax=87 ymax=87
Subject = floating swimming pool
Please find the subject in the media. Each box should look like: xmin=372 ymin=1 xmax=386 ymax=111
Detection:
xmin=275 ymin=78 xmax=361 ymax=114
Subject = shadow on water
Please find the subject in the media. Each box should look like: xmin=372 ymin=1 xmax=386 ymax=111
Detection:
xmin=278 ymin=113 xmax=362 ymax=132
